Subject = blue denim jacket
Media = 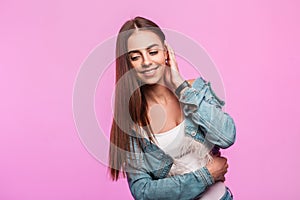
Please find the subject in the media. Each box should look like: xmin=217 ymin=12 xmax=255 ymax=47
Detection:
xmin=125 ymin=77 xmax=236 ymax=200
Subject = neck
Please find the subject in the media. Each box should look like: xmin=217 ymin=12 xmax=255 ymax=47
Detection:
xmin=143 ymin=83 xmax=174 ymax=105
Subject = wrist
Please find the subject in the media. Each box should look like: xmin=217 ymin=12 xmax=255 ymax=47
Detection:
xmin=205 ymin=165 xmax=216 ymax=183
xmin=173 ymin=80 xmax=184 ymax=89
xmin=200 ymin=167 xmax=215 ymax=185
xmin=172 ymin=75 xmax=185 ymax=88
xmin=175 ymin=80 xmax=191 ymax=97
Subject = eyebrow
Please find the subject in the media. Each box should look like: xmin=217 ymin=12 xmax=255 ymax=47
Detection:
xmin=128 ymin=44 xmax=159 ymax=54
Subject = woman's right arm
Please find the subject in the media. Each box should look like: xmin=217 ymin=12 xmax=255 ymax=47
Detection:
xmin=125 ymin=160 xmax=214 ymax=200
xmin=124 ymin=131 xmax=228 ymax=200
xmin=124 ymin=135 xmax=214 ymax=199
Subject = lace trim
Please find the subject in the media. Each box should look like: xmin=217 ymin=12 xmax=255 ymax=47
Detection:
xmin=168 ymin=135 xmax=214 ymax=176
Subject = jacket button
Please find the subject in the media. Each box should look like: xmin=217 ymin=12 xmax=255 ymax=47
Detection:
xmin=191 ymin=131 xmax=197 ymax=136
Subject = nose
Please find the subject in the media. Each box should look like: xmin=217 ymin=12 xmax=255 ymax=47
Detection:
xmin=142 ymin=53 xmax=152 ymax=68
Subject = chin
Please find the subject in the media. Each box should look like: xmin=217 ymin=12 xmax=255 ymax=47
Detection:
xmin=139 ymin=77 xmax=161 ymax=85
xmin=139 ymin=74 xmax=165 ymax=86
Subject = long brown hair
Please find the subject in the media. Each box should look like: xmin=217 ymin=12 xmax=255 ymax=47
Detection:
xmin=109 ymin=16 xmax=166 ymax=181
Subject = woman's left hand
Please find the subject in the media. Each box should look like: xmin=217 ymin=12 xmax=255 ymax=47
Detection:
xmin=164 ymin=42 xmax=185 ymax=91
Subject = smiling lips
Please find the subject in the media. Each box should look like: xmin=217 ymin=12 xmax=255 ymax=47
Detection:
xmin=140 ymin=66 xmax=159 ymax=76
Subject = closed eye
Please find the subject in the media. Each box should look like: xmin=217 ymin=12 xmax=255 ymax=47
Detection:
xmin=149 ymin=51 xmax=158 ymax=56
xmin=130 ymin=56 xmax=140 ymax=61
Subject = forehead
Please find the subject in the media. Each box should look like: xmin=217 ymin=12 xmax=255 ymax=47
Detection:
xmin=127 ymin=30 xmax=163 ymax=52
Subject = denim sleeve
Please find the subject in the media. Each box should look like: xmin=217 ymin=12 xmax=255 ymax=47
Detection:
xmin=125 ymin=159 xmax=214 ymax=200
xmin=179 ymin=77 xmax=236 ymax=148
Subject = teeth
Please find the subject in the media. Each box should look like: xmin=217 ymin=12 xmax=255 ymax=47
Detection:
xmin=142 ymin=67 xmax=158 ymax=74
xmin=144 ymin=69 xmax=155 ymax=74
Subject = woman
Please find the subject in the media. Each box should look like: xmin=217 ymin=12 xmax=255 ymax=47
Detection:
xmin=109 ymin=16 xmax=236 ymax=200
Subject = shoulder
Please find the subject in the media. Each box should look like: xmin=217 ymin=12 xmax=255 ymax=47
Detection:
xmin=187 ymin=77 xmax=207 ymax=89
xmin=187 ymin=77 xmax=205 ymax=86
xmin=187 ymin=79 xmax=196 ymax=85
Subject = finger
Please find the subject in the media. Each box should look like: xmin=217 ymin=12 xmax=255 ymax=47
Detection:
xmin=218 ymin=176 xmax=225 ymax=182
xmin=220 ymin=156 xmax=228 ymax=164
xmin=214 ymin=151 xmax=221 ymax=157
xmin=165 ymin=43 xmax=178 ymax=70
xmin=168 ymin=46 xmax=176 ymax=64
xmin=220 ymin=156 xmax=227 ymax=161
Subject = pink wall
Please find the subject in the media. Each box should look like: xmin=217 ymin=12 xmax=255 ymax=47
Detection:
xmin=1 ymin=0 xmax=299 ymax=199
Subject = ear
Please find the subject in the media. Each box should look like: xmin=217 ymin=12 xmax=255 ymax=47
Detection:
xmin=164 ymin=50 xmax=168 ymax=60
xmin=163 ymin=41 xmax=168 ymax=60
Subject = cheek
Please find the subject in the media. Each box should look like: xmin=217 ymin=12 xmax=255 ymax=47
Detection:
xmin=129 ymin=60 xmax=140 ymax=69
xmin=154 ymin=53 xmax=166 ymax=64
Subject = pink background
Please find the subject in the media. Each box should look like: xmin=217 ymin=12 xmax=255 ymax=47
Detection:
xmin=1 ymin=0 xmax=299 ymax=199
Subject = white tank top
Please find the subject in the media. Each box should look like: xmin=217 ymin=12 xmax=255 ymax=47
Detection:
xmin=154 ymin=120 xmax=226 ymax=200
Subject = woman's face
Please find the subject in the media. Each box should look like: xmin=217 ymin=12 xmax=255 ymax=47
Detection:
xmin=127 ymin=30 xmax=167 ymax=85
